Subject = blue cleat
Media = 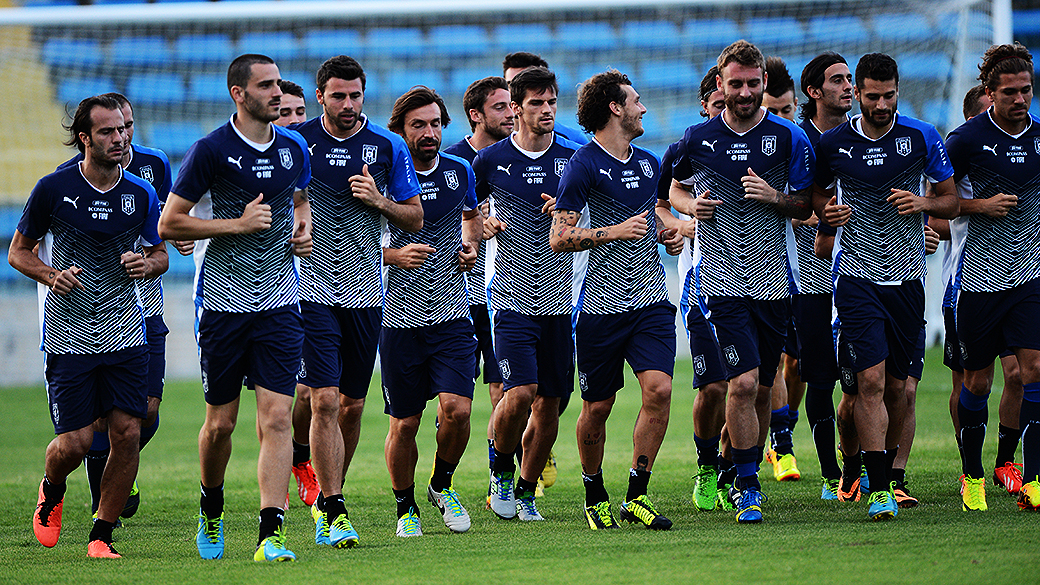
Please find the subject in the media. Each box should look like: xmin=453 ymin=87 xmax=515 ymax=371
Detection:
xmin=254 ymin=526 xmax=296 ymax=562
xmin=821 ymin=478 xmax=840 ymax=501
xmin=311 ymin=503 xmax=331 ymax=545
xmin=196 ymin=511 xmax=224 ymax=560
xmin=329 ymin=511 xmax=359 ymax=548
xmin=867 ymin=489 xmax=898 ymax=521
xmin=735 ymin=487 xmax=764 ymax=523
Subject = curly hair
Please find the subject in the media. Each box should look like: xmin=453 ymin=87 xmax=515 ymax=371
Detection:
xmin=855 ymin=53 xmax=898 ymax=88
xmin=978 ymin=42 xmax=1033 ymax=90
xmin=576 ymin=69 xmax=631 ymax=134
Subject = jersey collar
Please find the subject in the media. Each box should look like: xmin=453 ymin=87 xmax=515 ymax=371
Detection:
xmin=986 ymin=107 xmax=1032 ymax=139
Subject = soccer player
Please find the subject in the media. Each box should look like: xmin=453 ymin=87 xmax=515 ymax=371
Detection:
xmin=472 ymin=66 xmax=581 ymax=521
xmin=813 ymin=53 xmax=958 ymax=520
xmin=945 ymin=43 xmax=1040 ymax=511
xmin=12 ymin=94 xmax=167 ymax=558
xmin=503 ymin=52 xmax=589 ymax=146
xmin=551 ymin=69 xmax=681 ymax=531
xmin=381 ymin=86 xmax=482 ymax=536
xmin=669 ymin=41 xmax=814 ymax=523
xmin=277 ymin=79 xmax=308 ymax=127
xmin=158 ymin=54 xmax=312 ymax=561
xmin=290 ymin=55 xmax=422 ymax=547
xmin=763 ymin=56 xmax=799 ymax=122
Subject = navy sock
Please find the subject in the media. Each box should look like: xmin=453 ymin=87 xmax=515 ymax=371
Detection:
xmin=958 ymin=385 xmax=990 ymax=479
xmin=291 ymin=439 xmax=310 ymax=467
xmin=487 ymin=439 xmax=495 ymax=470
xmin=430 ymin=456 xmax=458 ymax=492
xmin=200 ymin=482 xmax=223 ymax=518
xmin=85 ymin=449 xmax=108 ymax=514
xmin=885 ymin=447 xmax=899 ymax=487
xmin=492 ymin=448 xmax=515 ymax=474
xmin=139 ymin=413 xmax=159 ymax=450
xmin=1020 ymin=383 xmax=1040 ymax=483
xmin=862 ymin=450 xmax=888 ymax=491
xmin=89 ymin=518 xmax=116 ymax=544
xmin=42 ymin=475 xmax=66 ymax=502
xmin=732 ymin=447 xmax=760 ymax=491
xmin=996 ymin=424 xmax=1021 ymax=469
xmin=515 ymin=477 xmax=538 ymax=498
xmin=582 ymin=469 xmax=609 ymax=506
xmin=393 ymin=485 xmax=417 ymax=518
xmin=770 ymin=406 xmax=794 ymax=455
xmin=626 ymin=468 xmax=651 ymax=501
xmin=891 ymin=467 xmax=906 ymax=485
xmin=257 ymin=507 xmax=284 ymax=544
xmin=693 ymin=434 xmax=721 ymax=468
xmin=324 ymin=494 xmax=346 ymax=520
xmin=806 ymin=383 xmax=841 ymax=479
xmin=789 ymin=408 xmax=800 ymax=433
xmin=717 ymin=455 xmax=736 ymax=489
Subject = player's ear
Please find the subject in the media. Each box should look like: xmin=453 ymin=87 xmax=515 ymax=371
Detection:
xmin=230 ymin=84 xmax=245 ymax=104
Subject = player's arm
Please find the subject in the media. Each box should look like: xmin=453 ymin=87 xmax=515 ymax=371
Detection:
xmin=929 ymin=217 xmax=951 ymax=240
xmin=349 ymin=164 xmax=423 ymax=232
xmin=382 ymin=244 xmax=435 ymax=269
xmin=654 ymin=200 xmax=683 ymax=256
xmin=8 ymin=230 xmax=83 ymax=294
xmin=670 ymin=179 xmax=719 ymax=221
xmin=458 ymin=208 xmax=482 ymax=271
xmin=742 ymin=168 xmax=812 ymax=220
xmin=290 ymin=188 xmax=312 ymax=257
xmin=812 ymin=183 xmax=850 ymax=227
xmin=119 ymin=241 xmax=169 ymax=281
xmin=887 ymin=177 xmax=959 ymax=219
xmin=956 ymin=191 xmax=1018 ymax=218
xmin=158 ymin=192 xmax=272 ymax=240
xmin=549 ymin=208 xmax=648 ymax=253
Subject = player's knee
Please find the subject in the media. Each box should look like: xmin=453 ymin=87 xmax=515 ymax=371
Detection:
xmin=440 ymin=400 xmax=472 ymax=427
xmin=583 ymin=399 xmax=613 ymax=423
xmin=643 ymin=381 xmax=671 ymax=409
xmin=202 ymin=415 xmax=236 ymax=441
xmin=339 ymin=397 xmax=365 ymax=424
xmin=728 ymin=374 xmax=759 ymax=402
xmin=311 ymin=387 xmax=340 ymax=419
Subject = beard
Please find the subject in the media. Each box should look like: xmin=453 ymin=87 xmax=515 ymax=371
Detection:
xmin=862 ymin=104 xmax=894 ymax=129
xmin=725 ymin=91 xmax=763 ymax=120
xmin=244 ymin=89 xmax=279 ymax=123
xmin=484 ymin=120 xmax=512 ymax=141
xmin=410 ymin=137 xmax=440 ymax=164
xmin=620 ymin=110 xmax=644 ymax=138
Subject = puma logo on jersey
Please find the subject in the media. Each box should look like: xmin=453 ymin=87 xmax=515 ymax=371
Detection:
xmin=228 ymin=156 xmax=243 ymax=169
xmin=308 ymin=144 xmax=315 ymax=156
xmin=702 ymin=140 xmax=717 ymax=152
xmin=982 ymin=144 xmax=998 ymax=155
xmin=63 ymin=196 xmax=79 ymax=209
xmin=497 ymin=164 xmax=512 ymax=176
xmin=599 ymin=168 xmax=613 ymax=180
xmin=838 ymin=147 xmax=853 ymax=158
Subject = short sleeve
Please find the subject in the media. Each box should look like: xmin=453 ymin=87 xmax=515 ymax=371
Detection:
xmin=788 ymin=125 xmax=816 ymax=191
xmin=16 ymin=180 xmax=54 ymax=241
xmin=170 ymin=139 xmax=215 ymax=203
xmin=555 ymin=154 xmax=591 ymax=212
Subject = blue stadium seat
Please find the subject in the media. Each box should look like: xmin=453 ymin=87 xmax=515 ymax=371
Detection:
xmin=40 ymin=38 xmax=105 ymax=68
xmin=56 ymin=76 xmax=119 ymax=106
xmin=937 ymin=11 xmax=992 ymax=40
xmin=556 ymin=110 xmax=579 ymax=131
xmin=921 ymin=99 xmax=950 ymax=128
xmin=575 ymin=62 xmax=633 ymax=86
xmin=386 ymin=68 xmax=444 ymax=97
xmin=366 ymin=28 xmax=425 ymax=59
xmin=781 ymin=55 xmax=813 ymax=85
xmin=639 ymin=109 xmax=661 ymax=138
xmin=189 ymin=73 xmax=229 ymax=104
xmin=92 ymin=0 xmax=147 ymax=4
xmin=682 ymin=18 xmax=741 ymax=51
xmin=428 ymin=25 xmax=489 ymax=58
xmin=742 ymin=17 xmax=805 ymax=50
xmin=639 ymin=60 xmax=698 ymax=91
xmin=1015 ymin=10 xmax=1040 ymax=36
xmin=302 ymin=30 xmax=363 ymax=61
xmin=871 ymin=13 xmax=934 ymax=43
xmin=174 ymin=34 xmax=233 ymax=64
xmin=897 ymin=102 xmax=917 ymax=119
xmin=238 ymin=32 xmax=299 ymax=62
xmin=667 ymin=108 xmax=699 ymax=137
xmin=126 ymin=73 xmax=186 ymax=106
xmin=555 ymin=22 xmax=617 ymax=52
xmin=21 ymin=0 xmax=78 ymax=6
xmin=147 ymin=122 xmax=202 ymax=158
xmin=109 ymin=36 xmax=171 ymax=67
xmin=808 ymin=16 xmax=870 ymax=46
xmin=1031 ymin=97 xmax=1039 ymax=117
xmin=441 ymin=122 xmax=466 ymax=148
xmin=897 ymin=52 xmax=952 ymax=81
xmin=492 ymin=23 xmax=554 ymax=54
xmin=447 ymin=67 xmax=493 ymax=96
xmin=280 ymin=71 xmax=315 ymax=92
xmin=620 ymin=21 xmax=680 ymax=51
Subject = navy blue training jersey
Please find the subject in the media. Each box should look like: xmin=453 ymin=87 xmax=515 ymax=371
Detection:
xmin=18 ymin=165 xmax=162 ymax=354
xmin=445 ymin=136 xmax=489 ymax=307
xmin=816 ymin=113 xmax=954 ymax=283
xmin=793 ymin=118 xmax=834 ymax=295
xmin=172 ymin=117 xmax=310 ymax=313
xmin=291 ymin=115 xmax=420 ymax=308
xmin=382 ymin=153 xmax=478 ymax=328
xmin=673 ymin=111 xmax=814 ymax=300
xmin=556 ymin=139 xmax=668 ymax=315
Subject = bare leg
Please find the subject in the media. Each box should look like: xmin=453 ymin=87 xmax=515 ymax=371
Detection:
xmin=309 ymin=385 xmax=344 ymax=496
xmin=255 ymin=387 xmax=293 ymax=510
xmin=338 ymin=395 xmax=365 ymax=479
xmin=96 ymin=409 xmax=142 ymax=523
xmin=576 ymin=396 xmax=615 ymax=474
xmin=631 ymin=370 xmax=672 ymax=471
xmin=385 ymin=413 xmax=422 ymax=490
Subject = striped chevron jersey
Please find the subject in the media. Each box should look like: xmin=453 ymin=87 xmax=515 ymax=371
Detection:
xmin=556 ymin=138 xmax=668 ymax=315
xmin=18 ymin=165 xmax=162 ymax=354
xmin=59 ymin=144 xmax=172 ymax=318
xmin=473 ymin=133 xmax=580 ymax=316
xmin=172 ymin=117 xmax=310 ymax=313
xmin=816 ymin=113 xmax=954 ymax=283
xmin=382 ymin=153 xmax=477 ymax=328
xmin=946 ymin=111 xmax=1040 ymax=293
xmin=672 ymin=111 xmax=814 ymax=300
xmin=794 ymin=119 xmax=834 ymax=295
xmin=290 ymin=115 xmax=421 ymax=308
xmin=444 ymin=136 xmax=490 ymax=307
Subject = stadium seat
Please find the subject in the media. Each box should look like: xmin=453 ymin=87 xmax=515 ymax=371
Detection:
xmin=897 ymin=101 xmax=917 ymax=119
xmin=40 ymin=37 xmax=105 ymax=68
xmin=808 ymin=16 xmax=870 ymax=46
xmin=302 ymin=30 xmax=363 ymax=60
xmin=681 ymin=18 xmax=741 ymax=51
xmin=871 ymin=13 xmax=934 ymax=43
xmin=555 ymin=22 xmax=617 ymax=52
xmin=575 ymin=62 xmax=633 ymax=87
xmin=639 ymin=109 xmax=661 ymax=139
xmin=1031 ymin=97 xmax=1039 ymax=117
xmin=174 ymin=34 xmax=233 ymax=65
xmin=126 ymin=73 xmax=187 ymax=106
xmin=428 ymin=25 xmax=489 ymax=58
xmin=554 ymin=66 xmax=577 ymax=96
xmin=92 ymin=0 xmax=147 ymax=4
xmin=365 ymin=28 xmax=425 ymax=59
xmin=447 ymin=67 xmax=493 ymax=96
xmin=56 ymin=76 xmax=119 ymax=106
xmin=742 ymin=17 xmax=805 ymax=50
xmin=21 ymin=0 xmax=78 ymax=6
xmin=781 ymin=55 xmax=813 ymax=84
xmin=280 ymin=71 xmax=314 ymax=91
xmin=1015 ymin=10 xmax=1040 ymax=37
xmin=189 ymin=73 xmax=229 ymax=104
xmin=937 ymin=11 xmax=992 ymax=41
xmin=238 ymin=32 xmax=299 ymax=62
xmin=492 ymin=23 xmax=554 ymax=54
xmin=148 ymin=122 xmax=202 ymax=158
xmin=109 ymin=36 xmax=171 ymax=67
xmin=921 ymin=99 xmax=950 ymax=128
xmin=639 ymin=60 xmax=698 ymax=91
xmin=897 ymin=52 xmax=952 ymax=81
xmin=387 ymin=68 xmax=444 ymax=97
xmin=620 ymin=21 xmax=680 ymax=51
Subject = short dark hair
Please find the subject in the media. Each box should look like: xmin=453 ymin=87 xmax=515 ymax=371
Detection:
xmin=962 ymin=84 xmax=989 ymax=120
xmin=227 ymin=53 xmax=275 ymax=92
xmin=978 ymin=42 xmax=1034 ymax=91
xmin=576 ymin=69 xmax=631 ymax=134
xmin=278 ymin=79 xmax=305 ymax=100
xmin=717 ymin=40 xmax=765 ymax=73
xmin=765 ymin=56 xmax=794 ymax=99
xmin=462 ymin=76 xmax=509 ymax=131
xmin=508 ymin=67 xmax=558 ymax=106
xmin=388 ymin=85 xmax=450 ymax=134
xmin=63 ymin=94 xmax=122 ymax=153
xmin=855 ymin=53 xmax=898 ymax=88
xmin=700 ymin=66 xmax=719 ymax=103
xmin=799 ymin=52 xmax=847 ymax=121
xmin=316 ymin=55 xmax=366 ymax=93
xmin=503 ymin=52 xmax=548 ymax=75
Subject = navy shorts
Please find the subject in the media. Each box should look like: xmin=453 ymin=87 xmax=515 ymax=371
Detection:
xmin=380 ymin=318 xmax=477 ymax=418
xmin=575 ymin=301 xmax=676 ymax=402
xmin=957 ymin=278 xmax=1040 ymax=372
xmin=782 ymin=313 xmax=798 ymax=359
xmin=492 ymin=310 xmax=574 ymax=398
xmin=681 ymin=297 xmax=726 ymax=389
xmin=833 ymin=276 xmax=923 ymax=381
xmin=704 ymin=296 xmax=791 ymax=384
xmin=145 ymin=315 xmax=168 ymax=400
xmin=299 ymin=301 xmax=381 ymax=399
xmin=943 ymin=306 xmax=963 ymax=373
xmin=45 ymin=345 xmax=149 ymax=434
xmin=791 ymin=293 xmax=839 ymax=386
xmin=198 ymin=305 xmax=303 ymax=405
xmin=471 ymin=304 xmax=502 ymax=384
xmin=908 ymin=324 xmax=926 ymax=380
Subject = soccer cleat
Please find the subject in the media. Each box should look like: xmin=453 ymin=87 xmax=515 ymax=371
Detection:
xmin=692 ymin=465 xmax=718 ymax=511
xmin=516 ymin=493 xmax=544 ymax=521
xmin=195 ymin=511 xmax=224 ymax=560
xmin=540 ymin=450 xmax=558 ymax=488
xmin=821 ymin=478 xmax=841 ymax=501
xmin=396 ymin=507 xmax=422 ymax=537
xmin=619 ymin=495 xmax=672 ymax=530
xmin=892 ymin=480 xmax=919 ymax=508
xmin=961 ymin=476 xmax=988 ymax=511
xmin=994 ymin=462 xmax=1024 ymax=496
xmin=292 ymin=460 xmax=320 ymax=506
xmin=717 ymin=484 xmax=736 ymax=511
xmin=33 ymin=479 xmax=63 ymax=548
xmin=837 ymin=476 xmax=861 ymax=502
xmin=959 ymin=474 xmax=966 ymax=495
xmin=489 ymin=471 xmax=517 ymax=519
xmin=310 ymin=503 xmax=331 ymax=545
xmin=329 ymin=512 xmax=359 ymax=548
xmin=735 ymin=487 xmax=764 ymax=524
xmin=584 ymin=500 xmax=618 ymax=529
xmin=120 ymin=481 xmax=140 ymax=519
xmin=867 ymin=489 xmax=898 ymax=520
xmin=1017 ymin=480 xmax=1040 ymax=511
xmin=773 ymin=453 xmax=801 ymax=481
xmin=87 ymin=540 xmax=121 ymax=559
xmin=859 ymin=468 xmax=871 ymax=495
xmin=427 ymin=485 xmax=471 ymax=533
xmin=535 ymin=479 xmax=545 ymax=498
xmin=254 ymin=527 xmax=296 ymax=562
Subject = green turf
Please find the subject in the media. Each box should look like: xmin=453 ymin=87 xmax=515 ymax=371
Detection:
xmin=2 ymin=346 xmax=1038 ymax=583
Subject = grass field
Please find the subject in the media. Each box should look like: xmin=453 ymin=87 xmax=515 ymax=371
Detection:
xmin=2 ymin=346 xmax=1039 ymax=584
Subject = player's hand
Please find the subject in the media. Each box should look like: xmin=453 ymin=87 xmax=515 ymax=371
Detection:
xmin=349 ymin=164 xmax=381 ymax=207
xmin=393 ymin=243 xmax=435 ymax=269
xmin=121 ymin=251 xmax=147 ymax=279
xmin=290 ymin=217 xmax=312 ymax=257
xmin=692 ymin=189 xmax=721 ymax=220
xmin=483 ymin=216 xmax=507 ymax=240
xmin=658 ymin=227 xmax=683 ymax=256
xmin=792 ymin=214 xmax=820 ymax=229
xmin=980 ymin=192 xmax=1018 ymax=218
xmin=823 ymin=195 xmax=851 ymax=227
xmin=887 ymin=188 xmax=927 ymax=215
xmin=239 ymin=193 xmax=272 ymax=233
xmin=924 ymin=224 xmax=940 ymax=255
xmin=742 ymin=167 xmax=778 ymax=204
xmin=457 ymin=241 xmax=477 ymax=272
xmin=51 ymin=265 xmax=84 ymax=295
xmin=609 ymin=211 xmax=649 ymax=241
xmin=172 ymin=240 xmax=195 ymax=255
xmin=679 ymin=219 xmax=697 ymax=239
xmin=540 ymin=193 xmax=557 ymax=216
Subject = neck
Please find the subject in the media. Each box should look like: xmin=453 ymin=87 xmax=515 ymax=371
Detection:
xmin=80 ymin=157 xmax=121 ymax=191
xmin=723 ymin=107 xmax=764 ymax=134
xmin=813 ymin=108 xmax=848 ymax=133
xmin=594 ymin=126 xmax=632 ymax=161
xmin=860 ymin=117 xmax=893 ymax=140
xmin=413 ymin=154 xmax=437 ymax=172
xmin=993 ymin=111 xmax=1029 ymax=136
xmin=120 ymin=143 xmax=131 ymax=169
xmin=322 ymin=113 xmax=363 ymax=140
xmin=234 ymin=110 xmax=274 ymax=144
xmin=469 ymin=129 xmax=500 ymax=151
xmin=514 ymin=125 xmax=553 ymax=152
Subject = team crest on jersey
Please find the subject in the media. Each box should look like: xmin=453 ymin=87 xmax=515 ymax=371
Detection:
xmin=138 ymin=165 xmax=154 ymax=184
xmin=723 ymin=345 xmax=739 ymax=367
xmin=498 ymin=359 xmax=511 ymax=380
xmin=693 ymin=354 xmax=706 ymax=375
xmin=762 ymin=135 xmax=777 ymax=156
xmin=362 ymin=144 xmax=378 ymax=164
xmin=578 ymin=370 xmax=588 ymax=393
xmin=895 ymin=137 xmax=912 ymax=156
xmin=639 ymin=159 xmax=654 ymax=178
xmin=555 ymin=158 xmax=567 ymax=177
xmin=121 ymin=193 xmax=135 ymax=215
xmin=279 ymin=148 xmax=293 ymax=170
xmin=444 ymin=169 xmax=459 ymax=190
xmin=1034 ymin=137 xmax=1040 ymax=155
xmin=51 ymin=402 xmax=59 ymax=425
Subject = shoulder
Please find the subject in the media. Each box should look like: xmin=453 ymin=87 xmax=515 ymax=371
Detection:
xmin=440 ymin=152 xmax=473 ymax=174
xmin=361 ymin=120 xmax=405 ymax=150
xmin=632 ymin=144 xmax=660 ymax=165
xmin=273 ymin=124 xmax=309 ymax=152
xmin=818 ymin=120 xmax=851 ymax=146
xmin=895 ymin=114 xmax=939 ymax=140
xmin=122 ymin=170 xmax=158 ymax=197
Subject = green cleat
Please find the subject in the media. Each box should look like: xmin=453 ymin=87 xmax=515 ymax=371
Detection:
xmin=254 ymin=526 xmax=296 ymax=562
xmin=619 ymin=495 xmax=672 ymax=530
xmin=692 ymin=465 xmax=718 ymax=511
xmin=717 ymin=483 xmax=736 ymax=511
xmin=584 ymin=501 xmax=618 ymax=530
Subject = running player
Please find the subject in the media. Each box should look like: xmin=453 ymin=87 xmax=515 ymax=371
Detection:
xmin=158 ymin=54 xmax=312 ymax=561
xmin=277 ymin=80 xmax=308 ymax=127
xmin=763 ymin=56 xmax=799 ymax=121
xmin=503 ymin=52 xmax=589 ymax=146
xmin=381 ymin=86 xmax=483 ymax=536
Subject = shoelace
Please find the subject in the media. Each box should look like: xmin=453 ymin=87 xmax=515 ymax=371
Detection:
xmin=442 ymin=490 xmax=466 ymax=516
xmin=496 ymin=477 xmax=514 ymax=501
xmin=200 ymin=514 xmax=221 ymax=541
xmin=400 ymin=514 xmax=420 ymax=534
xmin=518 ymin=496 xmax=538 ymax=514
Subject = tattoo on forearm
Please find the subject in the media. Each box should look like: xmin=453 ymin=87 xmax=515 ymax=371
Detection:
xmin=775 ymin=186 xmax=812 ymax=218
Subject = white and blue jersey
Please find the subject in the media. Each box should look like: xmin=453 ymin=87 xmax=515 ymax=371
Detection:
xmin=816 ymin=113 xmax=954 ymax=283
xmin=672 ymin=111 xmax=814 ymax=300
xmin=18 ymin=165 xmax=162 ymax=354
xmin=445 ymin=136 xmax=491 ymax=308
xmin=556 ymin=139 xmax=668 ymax=315
xmin=172 ymin=116 xmax=310 ymax=313
xmin=291 ymin=115 xmax=420 ymax=308
xmin=382 ymin=153 xmax=477 ymax=328
xmin=794 ymin=119 xmax=834 ymax=295
xmin=946 ymin=111 xmax=1040 ymax=293
xmin=473 ymin=133 xmax=580 ymax=316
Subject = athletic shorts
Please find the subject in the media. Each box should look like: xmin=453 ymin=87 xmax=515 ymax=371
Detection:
xmin=198 ymin=305 xmax=303 ymax=405
xmin=492 ymin=310 xmax=574 ymax=398
xmin=704 ymin=295 xmax=791 ymax=384
xmin=380 ymin=318 xmax=477 ymax=418
xmin=45 ymin=345 xmax=149 ymax=434
xmin=782 ymin=313 xmax=799 ymax=359
xmin=575 ymin=301 xmax=676 ymax=402
xmin=908 ymin=324 xmax=926 ymax=380
xmin=299 ymin=301 xmax=381 ymax=399
xmin=471 ymin=304 xmax=502 ymax=384
xmin=791 ymin=293 xmax=839 ymax=386
xmin=956 ymin=278 xmax=1040 ymax=372
xmin=944 ymin=305 xmax=1014 ymax=373
xmin=833 ymin=276 xmax=923 ymax=381
xmin=144 ymin=315 xmax=168 ymax=400
xmin=681 ymin=297 xmax=726 ymax=389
